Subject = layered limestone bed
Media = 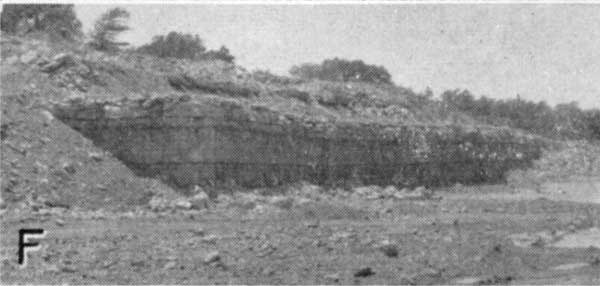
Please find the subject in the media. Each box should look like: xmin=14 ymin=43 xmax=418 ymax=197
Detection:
xmin=52 ymin=94 xmax=546 ymax=189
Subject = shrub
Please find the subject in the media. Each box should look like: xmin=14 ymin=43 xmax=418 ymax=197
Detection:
xmin=200 ymin=46 xmax=235 ymax=63
xmin=290 ymin=58 xmax=392 ymax=84
xmin=137 ymin=31 xmax=206 ymax=60
xmin=137 ymin=32 xmax=234 ymax=63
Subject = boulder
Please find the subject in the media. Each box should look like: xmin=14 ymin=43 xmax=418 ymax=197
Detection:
xmin=382 ymin=185 xmax=399 ymax=198
xmin=103 ymin=105 xmax=123 ymax=118
xmin=296 ymin=182 xmax=322 ymax=198
xmin=353 ymin=185 xmax=382 ymax=199
xmin=5 ymin=55 xmax=19 ymax=65
xmin=39 ymin=110 xmax=55 ymax=126
xmin=234 ymin=193 xmax=261 ymax=210
xmin=215 ymin=193 xmax=233 ymax=204
xmin=203 ymin=251 xmax=221 ymax=264
xmin=40 ymin=53 xmax=75 ymax=73
xmin=392 ymin=190 xmax=410 ymax=200
xmin=295 ymin=197 xmax=312 ymax=206
xmin=88 ymin=152 xmax=103 ymax=162
xmin=421 ymin=187 xmax=435 ymax=199
xmin=173 ymin=198 xmax=192 ymax=210
xmin=269 ymin=195 xmax=294 ymax=209
xmin=20 ymin=50 xmax=39 ymax=64
xmin=377 ymin=241 xmax=399 ymax=257
xmin=61 ymin=162 xmax=76 ymax=174
xmin=163 ymin=261 xmax=177 ymax=270
xmin=189 ymin=191 xmax=211 ymax=210
xmin=324 ymin=273 xmax=340 ymax=282
xmin=414 ymin=186 xmax=427 ymax=195
xmin=508 ymin=231 xmax=554 ymax=248
xmin=149 ymin=195 xmax=169 ymax=211
xmin=202 ymin=234 xmax=219 ymax=243
xmin=192 ymin=227 xmax=205 ymax=236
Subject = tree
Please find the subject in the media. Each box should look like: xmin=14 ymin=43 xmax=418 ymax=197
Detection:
xmin=137 ymin=31 xmax=206 ymax=59
xmin=88 ymin=7 xmax=130 ymax=51
xmin=583 ymin=109 xmax=600 ymax=140
xmin=201 ymin=46 xmax=235 ymax=63
xmin=289 ymin=58 xmax=392 ymax=84
xmin=0 ymin=4 xmax=82 ymax=39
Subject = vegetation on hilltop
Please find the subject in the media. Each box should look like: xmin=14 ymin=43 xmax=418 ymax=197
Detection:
xmin=0 ymin=4 xmax=82 ymax=40
xmin=137 ymin=32 xmax=206 ymax=60
xmin=2 ymin=4 xmax=599 ymax=141
xmin=441 ymin=89 xmax=600 ymax=141
xmin=137 ymin=31 xmax=235 ymax=63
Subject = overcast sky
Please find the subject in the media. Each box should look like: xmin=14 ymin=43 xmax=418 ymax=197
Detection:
xmin=75 ymin=4 xmax=600 ymax=108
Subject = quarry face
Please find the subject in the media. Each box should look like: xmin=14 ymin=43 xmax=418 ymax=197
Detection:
xmin=52 ymin=93 xmax=545 ymax=190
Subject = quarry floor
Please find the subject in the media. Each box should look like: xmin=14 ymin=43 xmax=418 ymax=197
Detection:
xmin=1 ymin=179 xmax=600 ymax=285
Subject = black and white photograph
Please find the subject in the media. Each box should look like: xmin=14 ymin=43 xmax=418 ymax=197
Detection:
xmin=1 ymin=1 xmax=599 ymax=284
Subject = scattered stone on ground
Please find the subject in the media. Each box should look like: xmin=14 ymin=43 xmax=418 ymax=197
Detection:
xmin=202 ymin=234 xmax=219 ymax=244
xmin=192 ymin=227 xmax=205 ymax=236
xmin=354 ymin=267 xmax=375 ymax=278
xmin=324 ymin=273 xmax=340 ymax=282
xmin=453 ymin=276 xmax=485 ymax=285
xmin=174 ymin=199 xmax=192 ymax=210
xmin=509 ymin=231 xmax=557 ymax=248
xmin=551 ymin=262 xmax=590 ymax=271
xmin=377 ymin=241 xmax=399 ymax=257
xmin=163 ymin=261 xmax=177 ymax=270
xmin=304 ymin=221 xmax=319 ymax=228
xmin=203 ymin=251 xmax=221 ymax=264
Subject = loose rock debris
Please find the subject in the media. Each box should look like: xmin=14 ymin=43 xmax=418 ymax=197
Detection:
xmin=377 ymin=242 xmax=400 ymax=258
xmin=552 ymin=227 xmax=600 ymax=249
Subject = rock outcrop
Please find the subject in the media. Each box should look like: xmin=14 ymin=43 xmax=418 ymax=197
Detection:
xmin=52 ymin=93 xmax=545 ymax=190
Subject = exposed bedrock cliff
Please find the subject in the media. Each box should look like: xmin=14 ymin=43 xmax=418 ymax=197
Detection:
xmin=52 ymin=94 xmax=546 ymax=190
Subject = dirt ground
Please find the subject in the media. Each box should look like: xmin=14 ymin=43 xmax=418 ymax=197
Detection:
xmin=1 ymin=179 xmax=599 ymax=285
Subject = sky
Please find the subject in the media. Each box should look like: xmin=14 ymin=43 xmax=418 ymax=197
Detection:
xmin=74 ymin=4 xmax=600 ymax=108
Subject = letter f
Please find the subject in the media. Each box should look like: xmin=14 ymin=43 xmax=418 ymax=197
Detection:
xmin=18 ymin=228 xmax=45 ymax=267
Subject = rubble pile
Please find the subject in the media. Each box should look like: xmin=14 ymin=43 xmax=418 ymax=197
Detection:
xmin=508 ymin=140 xmax=600 ymax=185
xmin=1 ymin=47 xmax=177 ymax=212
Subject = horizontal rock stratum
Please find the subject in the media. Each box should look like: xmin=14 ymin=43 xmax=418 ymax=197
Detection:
xmin=53 ymin=93 xmax=546 ymax=189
